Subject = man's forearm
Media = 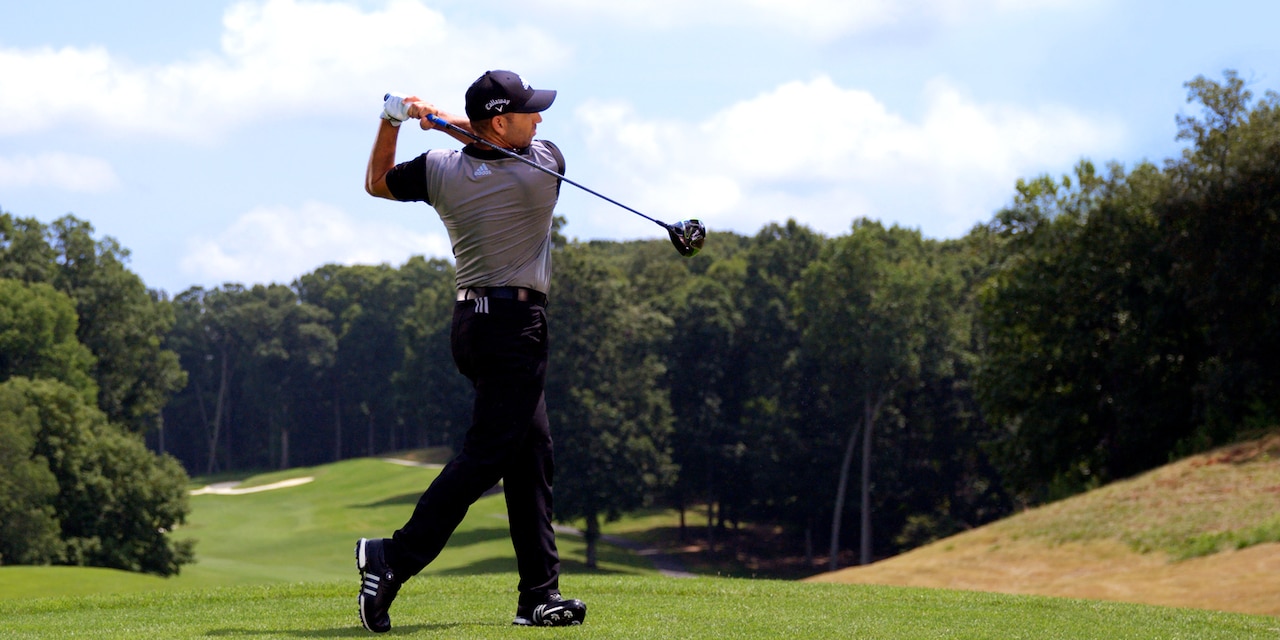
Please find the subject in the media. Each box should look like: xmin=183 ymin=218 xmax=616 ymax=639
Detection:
xmin=365 ymin=118 xmax=401 ymax=199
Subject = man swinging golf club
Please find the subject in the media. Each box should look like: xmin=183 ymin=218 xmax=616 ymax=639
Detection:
xmin=357 ymin=69 xmax=586 ymax=632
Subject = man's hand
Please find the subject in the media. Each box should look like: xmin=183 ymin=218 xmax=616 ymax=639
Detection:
xmin=382 ymin=93 xmax=412 ymax=126
xmin=384 ymin=92 xmax=447 ymax=129
xmin=376 ymin=90 xmax=477 ymax=153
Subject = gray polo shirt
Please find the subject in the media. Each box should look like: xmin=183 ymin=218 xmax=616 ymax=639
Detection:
xmin=386 ymin=141 xmax=563 ymax=295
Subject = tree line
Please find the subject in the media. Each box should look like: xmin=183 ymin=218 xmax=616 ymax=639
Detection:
xmin=2 ymin=71 xmax=1275 ymax=575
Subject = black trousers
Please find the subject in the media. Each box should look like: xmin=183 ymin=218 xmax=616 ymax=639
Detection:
xmin=389 ymin=297 xmax=560 ymax=605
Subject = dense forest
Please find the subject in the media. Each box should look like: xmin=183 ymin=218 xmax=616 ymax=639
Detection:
xmin=2 ymin=71 xmax=1276 ymax=575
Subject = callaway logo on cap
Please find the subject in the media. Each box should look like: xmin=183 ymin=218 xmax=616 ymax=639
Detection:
xmin=465 ymin=70 xmax=557 ymax=121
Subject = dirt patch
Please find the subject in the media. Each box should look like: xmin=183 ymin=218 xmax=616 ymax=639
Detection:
xmin=1197 ymin=432 xmax=1280 ymax=466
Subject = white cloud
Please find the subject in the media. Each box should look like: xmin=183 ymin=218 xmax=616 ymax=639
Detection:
xmin=522 ymin=0 xmax=1083 ymax=39
xmin=180 ymin=201 xmax=451 ymax=285
xmin=574 ymin=75 xmax=1123 ymax=240
xmin=0 ymin=152 xmax=120 ymax=192
xmin=0 ymin=0 xmax=568 ymax=140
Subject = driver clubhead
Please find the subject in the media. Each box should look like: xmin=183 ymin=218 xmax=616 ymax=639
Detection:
xmin=667 ymin=219 xmax=706 ymax=257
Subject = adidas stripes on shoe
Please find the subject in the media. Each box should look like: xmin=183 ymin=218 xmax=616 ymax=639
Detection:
xmin=513 ymin=593 xmax=587 ymax=627
xmin=355 ymin=538 xmax=401 ymax=633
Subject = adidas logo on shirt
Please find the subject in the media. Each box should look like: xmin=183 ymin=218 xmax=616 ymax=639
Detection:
xmin=474 ymin=163 xmax=492 ymax=177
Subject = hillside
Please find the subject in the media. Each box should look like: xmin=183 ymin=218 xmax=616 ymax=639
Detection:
xmin=808 ymin=432 xmax=1280 ymax=616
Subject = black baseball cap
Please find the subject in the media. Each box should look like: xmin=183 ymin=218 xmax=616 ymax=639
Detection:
xmin=464 ymin=70 xmax=557 ymax=121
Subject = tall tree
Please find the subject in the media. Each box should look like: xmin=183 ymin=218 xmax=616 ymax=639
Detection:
xmin=49 ymin=216 xmax=186 ymax=434
xmin=394 ymin=256 xmax=472 ymax=452
xmin=662 ymin=266 xmax=746 ymax=545
xmin=796 ymin=220 xmax=933 ymax=567
xmin=546 ymin=245 xmax=677 ymax=567
xmin=976 ymin=160 xmax=1199 ymax=500
xmin=884 ymin=231 xmax=1012 ymax=549
xmin=0 ymin=213 xmax=185 ymax=434
xmin=735 ymin=221 xmax=828 ymax=557
xmin=167 ymin=285 xmax=250 ymax=474
xmin=232 ymin=284 xmax=335 ymax=470
xmin=0 ymin=387 xmax=62 ymax=565
xmin=0 ymin=280 xmax=77 ymax=565
xmin=0 ymin=279 xmax=97 ymax=397
xmin=297 ymin=261 xmax=431 ymax=459
xmin=0 ymin=213 xmax=56 ymax=283
xmin=1161 ymin=70 xmax=1280 ymax=434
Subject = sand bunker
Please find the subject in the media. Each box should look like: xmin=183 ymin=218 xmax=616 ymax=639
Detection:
xmin=190 ymin=477 xmax=314 ymax=496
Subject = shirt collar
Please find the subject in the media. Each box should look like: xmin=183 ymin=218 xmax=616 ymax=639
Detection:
xmin=463 ymin=143 xmax=531 ymax=160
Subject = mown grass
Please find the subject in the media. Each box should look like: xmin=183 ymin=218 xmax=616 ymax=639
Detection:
xmin=2 ymin=573 xmax=1277 ymax=640
xmin=174 ymin=458 xmax=655 ymax=587
xmin=5 ymin=450 xmax=1279 ymax=638
xmin=0 ymin=457 xmax=651 ymax=599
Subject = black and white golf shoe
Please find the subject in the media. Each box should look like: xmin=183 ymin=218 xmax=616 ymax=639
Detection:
xmin=512 ymin=593 xmax=587 ymax=627
xmin=355 ymin=538 xmax=401 ymax=633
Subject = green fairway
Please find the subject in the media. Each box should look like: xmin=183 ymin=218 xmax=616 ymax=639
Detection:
xmin=2 ymin=574 xmax=1276 ymax=639
xmin=3 ymin=456 xmax=1277 ymax=639
xmin=0 ymin=458 xmax=650 ymax=599
xmin=181 ymin=458 xmax=653 ymax=585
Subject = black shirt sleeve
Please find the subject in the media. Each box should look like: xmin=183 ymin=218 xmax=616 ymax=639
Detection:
xmin=539 ymin=140 xmax=564 ymax=196
xmin=385 ymin=153 xmax=431 ymax=203
xmin=541 ymin=140 xmax=565 ymax=175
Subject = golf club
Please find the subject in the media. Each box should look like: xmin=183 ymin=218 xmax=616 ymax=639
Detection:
xmin=393 ymin=100 xmax=705 ymax=257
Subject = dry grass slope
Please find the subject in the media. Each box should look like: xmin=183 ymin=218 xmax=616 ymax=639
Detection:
xmin=807 ymin=432 xmax=1280 ymax=616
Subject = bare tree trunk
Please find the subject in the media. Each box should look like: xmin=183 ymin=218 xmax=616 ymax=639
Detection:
xmin=858 ymin=388 xmax=893 ymax=565
xmin=584 ymin=512 xmax=601 ymax=569
xmin=706 ymin=500 xmax=717 ymax=551
xmin=193 ymin=379 xmax=210 ymax=463
xmin=860 ymin=391 xmax=874 ymax=565
xmin=678 ymin=501 xmax=687 ymax=542
xmin=829 ymin=418 xmax=862 ymax=571
xmin=387 ymin=412 xmax=395 ymax=453
xmin=224 ymin=402 xmax=234 ymax=471
xmin=805 ymin=522 xmax=814 ymax=567
xmin=333 ymin=391 xmax=342 ymax=462
xmin=280 ymin=427 xmax=290 ymax=470
xmin=365 ymin=403 xmax=374 ymax=457
xmin=206 ymin=347 xmax=230 ymax=475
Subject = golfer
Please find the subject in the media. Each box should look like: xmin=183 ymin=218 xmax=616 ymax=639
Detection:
xmin=355 ymin=70 xmax=585 ymax=633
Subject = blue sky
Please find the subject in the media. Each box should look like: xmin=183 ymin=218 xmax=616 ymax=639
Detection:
xmin=2 ymin=0 xmax=1277 ymax=295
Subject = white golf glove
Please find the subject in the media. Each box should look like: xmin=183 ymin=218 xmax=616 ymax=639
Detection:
xmin=382 ymin=93 xmax=411 ymax=126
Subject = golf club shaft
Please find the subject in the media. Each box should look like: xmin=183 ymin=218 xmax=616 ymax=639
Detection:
xmin=422 ymin=113 xmax=675 ymax=232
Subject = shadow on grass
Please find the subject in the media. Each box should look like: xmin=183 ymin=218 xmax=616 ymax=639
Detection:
xmin=355 ymin=484 xmax=502 ymax=509
xmin=206 ymin=623 xmax=484 ymax=637
xmin=433 ymin=555 xmax=631 ymax=576
xmin=434 ymin=556 xmax=519 ymax=576
xmin=354 ymin=492 xmax=421 ymax=508
xmin=613 ymin=524 xmax=697 ymax=546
